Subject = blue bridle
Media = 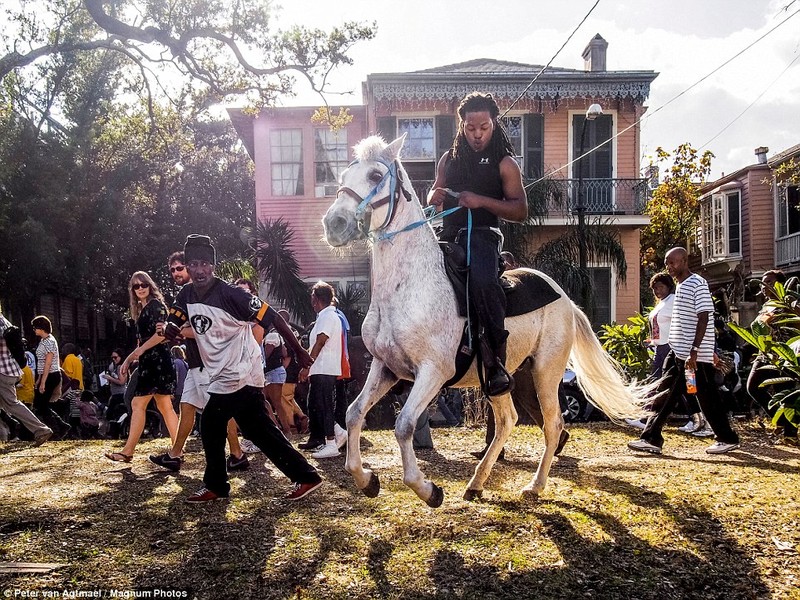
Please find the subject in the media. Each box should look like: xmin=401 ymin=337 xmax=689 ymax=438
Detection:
xmin=338 ymin=157 xmax=465 ymax=243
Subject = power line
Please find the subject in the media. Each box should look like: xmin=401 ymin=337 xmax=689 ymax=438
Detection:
xmin=699 ymin=52 xmax=800 ymax=151
xmin=527 ymin=5 xmax=800 ymax=188
xmin=500 ymin=0 xmax=600 ymax=118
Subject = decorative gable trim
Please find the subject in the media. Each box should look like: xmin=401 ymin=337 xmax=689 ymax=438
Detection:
xmin=370 ymin=80 xmax=652 ymax=103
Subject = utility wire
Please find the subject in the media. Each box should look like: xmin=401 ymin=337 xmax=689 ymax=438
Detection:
xmin=698 ymin=51 xmax=800 ymax=151
xmin=500 ymin=0 xmax=600 ymax=119
xmin=527 ymin=5 xmax=800 ymax=188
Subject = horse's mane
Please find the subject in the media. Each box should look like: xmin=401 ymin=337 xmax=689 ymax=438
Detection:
xmin=353 ymin=136 xmax=388 ymax=162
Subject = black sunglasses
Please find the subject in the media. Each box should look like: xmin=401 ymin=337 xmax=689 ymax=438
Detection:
xmin=131 ymin=283 xmax=150 ymax=291
xmin=170 ymin=265 xmax=186 ymax=273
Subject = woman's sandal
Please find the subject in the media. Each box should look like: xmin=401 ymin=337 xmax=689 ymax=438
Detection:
xmin=104 ymin=451 xmax=133 ymax=463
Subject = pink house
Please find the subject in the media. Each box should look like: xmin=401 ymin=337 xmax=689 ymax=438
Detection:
xmin=228 ymin=34 xmax=658 ymax=328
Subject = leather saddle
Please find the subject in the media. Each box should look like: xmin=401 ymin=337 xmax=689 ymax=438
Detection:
xmin=439 ymin=241 xmax=562 ymax=318
xmin=439 ymin=241 xmax=562 ymax=389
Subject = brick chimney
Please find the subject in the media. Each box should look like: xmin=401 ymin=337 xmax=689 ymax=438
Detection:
xmin=754 ymin=146 xmax=769 ymax=164
xmin=582 ymin=34 xmax=608 ymax=72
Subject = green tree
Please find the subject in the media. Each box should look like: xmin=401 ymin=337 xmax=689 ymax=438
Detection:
xmin=2 ymin=0 xmax=376 ymax=121
xmin=640 ymin=144 xmax=714 ymax=272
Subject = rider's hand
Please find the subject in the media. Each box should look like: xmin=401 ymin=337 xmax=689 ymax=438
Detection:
xmin=457 ymin=191 xmax=483 ymax=210
xmin=427 ymin=187 xmax=448 ymax=207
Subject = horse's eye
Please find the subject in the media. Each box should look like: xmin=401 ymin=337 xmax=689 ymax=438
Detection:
xmin=368 ymin=170 xmax=383 ymax=184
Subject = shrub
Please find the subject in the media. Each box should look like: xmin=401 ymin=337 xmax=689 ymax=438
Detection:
xmin=728 ymin=279 xmax=800 ymax=427
xmin=598 ymin=312 xmax=652 ymax=381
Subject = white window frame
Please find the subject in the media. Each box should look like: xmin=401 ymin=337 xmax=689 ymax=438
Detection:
xmin=396 ymin=116 xmax=436 ymax=161
xmin=500 ymin=113 xmax=524 ymax=172
xmin=270 ymin=129 xmax=303 ymax=196
xmin=587 ymin=262 xmax=617 ymax=328
xmin=313 ymin=128 xmax=348 ymax=197
xmin=700 ymin=190 xmax=742 ymax=262
xmin=777 ymin=182 xmax=800 ymax=238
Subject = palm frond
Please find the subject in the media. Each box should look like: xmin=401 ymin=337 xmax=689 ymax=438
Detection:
xmin=250 ymin=217 xmax=314 ymax=324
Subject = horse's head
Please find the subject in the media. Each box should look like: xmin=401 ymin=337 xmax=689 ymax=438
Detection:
xmin=323 ymin=134 xmax=412 ymax=247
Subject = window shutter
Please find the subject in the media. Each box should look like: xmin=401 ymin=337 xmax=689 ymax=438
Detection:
xmin=524 ymin=114 xmax=544 ymax=179
xmin=592 ymin=115 xmax=613 ymax=179
xmin=376 ymin=117 xmax=396 ymax=141
xmin=435 ymin=115 xmax=455 ymax=159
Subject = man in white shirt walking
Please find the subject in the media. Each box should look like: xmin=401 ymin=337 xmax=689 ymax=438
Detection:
xmin=298 ymin=281 xmax=346 ymax=458
xmin=628 ymin=247 xmax=740 ymax=455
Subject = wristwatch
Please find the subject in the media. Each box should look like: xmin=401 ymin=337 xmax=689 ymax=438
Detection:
xmin=691 ymin=345 xmax=700 ymax=352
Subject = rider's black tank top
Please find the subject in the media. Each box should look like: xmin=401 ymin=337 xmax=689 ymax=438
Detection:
xmin=442 ymin=149 xmax=503 ymax=240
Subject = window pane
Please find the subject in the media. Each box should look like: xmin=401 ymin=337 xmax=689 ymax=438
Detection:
xmin=501 ymin=116 xmax=524 ymax=172
xmin=314 ymin=129 xmax=348 ymax=195
xmin=788 ymin=186 xmax=800 ymax=236
xmin=397 ymin=118 xmax=435 ymax=160
xmin=727 ymin=192 xmax=740 ymax=254
xmin=700 ymin=200 xmax=712 ymax=262
xmin=590 ymin=267 xmax=611 ymax=329
xmin=712 ymin=195 xmax=724 ymax=257
xmin=270 ymin=129 xmax=304 ymax=196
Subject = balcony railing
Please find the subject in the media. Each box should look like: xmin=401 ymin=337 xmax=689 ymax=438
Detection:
xmin=410 ymin=178 xmax=650 ymax=217
xmin=776 ymin=233 xmax=800 ymax=267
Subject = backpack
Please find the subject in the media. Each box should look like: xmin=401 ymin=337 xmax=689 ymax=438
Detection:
xmin=2 ymin=324 xmax=26 ymax=369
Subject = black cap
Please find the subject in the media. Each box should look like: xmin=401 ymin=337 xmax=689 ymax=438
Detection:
xmin=184 ymin=234 xmax=216 ymax=264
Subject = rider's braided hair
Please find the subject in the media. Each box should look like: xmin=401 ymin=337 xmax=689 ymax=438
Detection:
xmin=448 ymin=92 xmax=515 ymax=181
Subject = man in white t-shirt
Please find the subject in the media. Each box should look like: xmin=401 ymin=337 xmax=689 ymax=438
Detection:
xmin=298 ymin=281 xmax=345 ymax=459
xmin=628 ymin=247 xmax=740 ymax=455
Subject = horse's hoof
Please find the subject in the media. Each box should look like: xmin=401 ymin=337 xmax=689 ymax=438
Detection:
xmin=520 ymin=488 xmax=541 ymax=502
xmin=463 ymin=488 xmax=483 ymax=502
xmin=362 ymin=472 xmax=380 ymax=498
xmin=425 ymin=483 xmax=444 ymax=508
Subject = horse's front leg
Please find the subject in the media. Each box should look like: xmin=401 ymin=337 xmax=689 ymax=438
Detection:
xmin=464 ymin=391 xmax=517 ymax=500
xmin=395 ymin=363 xmax=449 ymax=508
xmin=345 ymin=359 xmax=397 ymax=497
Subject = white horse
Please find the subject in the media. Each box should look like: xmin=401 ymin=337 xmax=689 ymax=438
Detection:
xmin=322 ymin=134 xmax=648 ymax=507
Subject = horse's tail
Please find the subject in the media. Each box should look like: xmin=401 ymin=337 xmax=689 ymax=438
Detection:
xmin=567 ymin=302 xmax=652 ymax=422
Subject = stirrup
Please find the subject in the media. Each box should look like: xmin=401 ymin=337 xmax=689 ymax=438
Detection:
xmin=487 ymin=362 xmax=514 ymax=396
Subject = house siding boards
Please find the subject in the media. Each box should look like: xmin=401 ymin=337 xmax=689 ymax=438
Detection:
xmin=747 ymin=169 xmax=775 ymax=274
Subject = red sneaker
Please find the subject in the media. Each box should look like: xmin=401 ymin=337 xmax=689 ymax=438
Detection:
xmin=185 ymin=487 xmax=227 ymax=503
xmin=283 ymin=480 xmax=322 ymax=501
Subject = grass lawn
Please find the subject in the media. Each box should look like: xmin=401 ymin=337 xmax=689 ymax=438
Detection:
xmin=0 ymin=421 xmax=798 ymax=599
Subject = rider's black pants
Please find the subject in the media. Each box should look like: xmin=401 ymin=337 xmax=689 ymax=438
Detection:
xmin=458 ymin=229 xmax=508 ymax=353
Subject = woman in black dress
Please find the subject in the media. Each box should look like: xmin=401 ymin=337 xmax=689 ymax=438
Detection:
xmin=105 ymin=271 xmax=178 ymax=462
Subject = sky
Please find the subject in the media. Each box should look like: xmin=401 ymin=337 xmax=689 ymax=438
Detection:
xmin=270 ymin=0 xmax=800 ymax=180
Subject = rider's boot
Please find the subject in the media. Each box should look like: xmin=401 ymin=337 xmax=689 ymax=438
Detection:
xmin=485 ymin=340 xmax=514 ymax=397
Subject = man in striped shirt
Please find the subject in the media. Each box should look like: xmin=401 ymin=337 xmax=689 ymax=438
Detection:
xmin=628 ymin=247 xmax=740 ymax=455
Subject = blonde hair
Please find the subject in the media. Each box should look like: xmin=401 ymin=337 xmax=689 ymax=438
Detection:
xmin=128 ymin=271 xmax=164 ymax=321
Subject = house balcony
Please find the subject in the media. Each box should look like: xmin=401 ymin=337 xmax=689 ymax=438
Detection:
xmin=410 ymin=178 xmax=650 ymax=218
xmin=776 ymin=233 xmax=800 ymax=268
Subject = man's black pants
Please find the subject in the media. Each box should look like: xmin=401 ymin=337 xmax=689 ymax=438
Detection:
xmin=640 ymin=352 xmax=739 ymax=448
xmin=201 ymin=385 xmax=320 ymax=497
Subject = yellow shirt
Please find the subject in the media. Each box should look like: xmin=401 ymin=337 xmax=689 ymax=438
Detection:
xmin=61 ymin=354 xmax=84 ymax=390
xmin=16 ymin=365 xmax=35 ymax=404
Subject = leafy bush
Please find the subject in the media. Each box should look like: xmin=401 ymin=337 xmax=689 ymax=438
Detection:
xmin=598 ymin=312 xmax=652 ymax=381
xmin=728 ymin=280 xmax=800 ymax=427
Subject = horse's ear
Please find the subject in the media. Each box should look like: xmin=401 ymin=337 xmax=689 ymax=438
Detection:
xmin=383 ymin=133 xmax=407 ymax=161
